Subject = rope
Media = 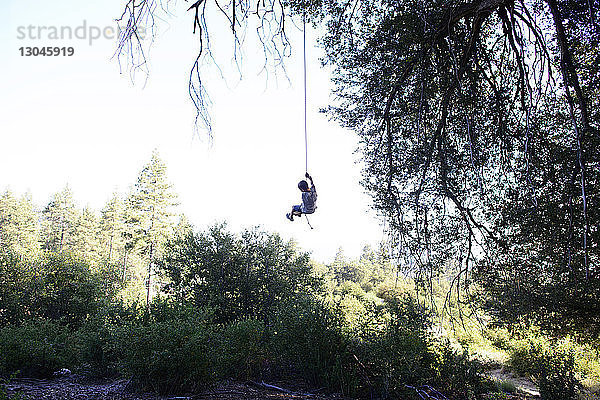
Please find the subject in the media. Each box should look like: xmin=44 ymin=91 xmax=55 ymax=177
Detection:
xmin=303 ymin=13 xmax=308 ymax=174
xmin=304 ymin=214 xmax=314 ymax=230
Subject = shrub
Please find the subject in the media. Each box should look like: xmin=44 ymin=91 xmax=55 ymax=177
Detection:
xmin=433 ymin=343 xmax=483 ymax=399
xmin=0 ymin=251 xmax=32 ymax=325
xmin=358 ymin=295 xmax=484 ymax=399
xmin=32 ymin=254 xmax=104 ymax=326
xmin=493 ymin=379 xmax=517 ymax=393
xmin=112 ymin=303 xmax=216 ymax=394
xmin=0 ymin=320 xmax=74 ymax=378
xmin=214 ymin=319 xmax=266 ymax=380
xmin=72 ymin=318 xmax=119 ymax=378
xmin=536 ymin=348 xmax=578 ymax=400
xmin=509 ymin=335 xmax=579 ymax=400
xmin=272 ymin=296 xmax=349 ymax=390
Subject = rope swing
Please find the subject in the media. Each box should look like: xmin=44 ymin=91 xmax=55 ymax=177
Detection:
xmin=302 ymin=14 xmax=313 ymax=230
xmin=303 ymin=13 xmax=309 ymax=174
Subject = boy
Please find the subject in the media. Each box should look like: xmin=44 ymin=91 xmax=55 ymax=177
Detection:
xmin=286 ymin=173 xmax=317 ymax=221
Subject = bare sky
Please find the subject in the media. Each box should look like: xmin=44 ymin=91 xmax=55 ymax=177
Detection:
xmin=0 ymin=0 xmax=384 ymax=262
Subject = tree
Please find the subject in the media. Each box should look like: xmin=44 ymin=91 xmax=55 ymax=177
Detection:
xmin=72 ymin=206 xmax=101 ymax=262
xmin=0 ymin=190 xmax=39 ymax=257
xmin=31 ymin=254 xmax=103 ymax=326
xmin=129 ymin=150 xmax=178 ymax=306
xmin=99 ymin=192 xmax=126 ymax=263
xmin=41 ymin=186 xmax=80 ymax=253
xmin=318 ymin=0 xmax=599 ymax=334
xmin=115 ymin=0 xmax=315 ymax=131
xmin=158 ymin=223 xmax=317 ymax=323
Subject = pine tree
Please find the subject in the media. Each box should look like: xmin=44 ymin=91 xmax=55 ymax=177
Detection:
xmin=73 ymin=206 xmax=100 ymax=262
xmin=129 ymin=150 xmax=178 ymax=305
xmin=41 ymin=186 xmax=79 ymax=253
xmin=0 ymin=190 xmax=39 ymax=256
xmin=121 ymin=193 xmax=138 ymax=283
xmin=99 ymin=193 xmax=125 ymax=263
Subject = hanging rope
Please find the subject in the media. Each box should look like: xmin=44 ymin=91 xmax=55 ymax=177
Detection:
xmin=304 ymin=213 xmax=314 ymax=229
xmin=303 ymin=13 xmax=308 ymax=173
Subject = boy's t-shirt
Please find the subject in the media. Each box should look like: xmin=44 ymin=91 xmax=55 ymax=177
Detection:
xmin=301 ymin=185 xmax=317 ymax=214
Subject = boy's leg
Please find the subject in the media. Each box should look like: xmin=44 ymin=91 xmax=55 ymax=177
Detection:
xmin=286 ymin=205 xmax=303 ymax=221
xmin=286 ymin=205 xmax=298 ymax=221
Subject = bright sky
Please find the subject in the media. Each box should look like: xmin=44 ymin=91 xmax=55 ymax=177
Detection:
xmin=0 ymin=0 xmax=384 ymax=263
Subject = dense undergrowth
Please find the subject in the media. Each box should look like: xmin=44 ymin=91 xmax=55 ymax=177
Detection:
xmin=1 ymin=224 xmax=599 ymax=399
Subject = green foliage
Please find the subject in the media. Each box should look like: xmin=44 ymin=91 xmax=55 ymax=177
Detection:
xmin=273 ymin=295 xmax=348 ymax=389
xmin=40 ymin=186 xmax=79 ymax=253
xmin=31 ymin=254 xmax=104 ymax=326
xmin=349 ymin=295 xmax=484 ymax=399
xmin=316 ymin=0 xmax=600 ymax=338
xmin=0 ymin=252 xmax=105 ymax=326
xmin=0 ymin=320 xmax=74 ymax=378
xmin=493 ymin=379 xmax=516 ymax=394
xmin=0 ymin=373 xmax=23 ymax=400
xmin=99 ymin=192 xmax=126 ymax=264
xmin=72 ymin=316 xmax=120 ymax=378
xmin=0 ymin=175 xmax=498 ymax=399
xmin=159 ymin=223 xmax=317 ymax=323
xmin=0 ymin=190 xmax=39 ymax=257
xmin=112 ymin=303 xmax=215 ymax=394
xmin=214 ymin=319 xmax=266 ymax=380
xmin=0 ymin=251 xmax=33 ymax=325
xmin=509 ymin=335 xmax=580 ymax=400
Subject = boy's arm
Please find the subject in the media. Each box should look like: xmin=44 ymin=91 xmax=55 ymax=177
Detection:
xmin=305 ymin=172 xmax=315 ymax=189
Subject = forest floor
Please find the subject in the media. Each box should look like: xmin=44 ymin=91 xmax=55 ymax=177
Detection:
xmin=2 ymin=376 xmax=544 ymax=400
xmin=3 ymin=376 xmax=349 ymax=400
xmin=485 ymin=367 xmax=540 ymax=397
xmin=2 ymin=368 xmax=550 ymax=400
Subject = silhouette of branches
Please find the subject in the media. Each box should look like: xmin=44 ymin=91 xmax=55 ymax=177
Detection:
xmin=115 ymin=0 xmax=299 ymax=134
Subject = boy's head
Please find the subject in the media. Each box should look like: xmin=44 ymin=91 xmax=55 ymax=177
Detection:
xmin=298 ymin=180 xmax=309 ymax=192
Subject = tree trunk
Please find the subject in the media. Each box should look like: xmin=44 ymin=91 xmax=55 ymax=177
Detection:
xmin=108 ymin=233 xmax=114 ymax=262
xmin=122 ymin=249 xmax=128 ymax=282
xmin=146 ymin=241 xmax=153 ymax=307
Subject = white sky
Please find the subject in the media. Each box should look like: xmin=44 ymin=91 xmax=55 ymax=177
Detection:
xmin=0 ymin=0 xmax=384 ymax=263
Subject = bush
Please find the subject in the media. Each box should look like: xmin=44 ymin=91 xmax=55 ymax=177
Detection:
xmin=509 ymin=335 xmax=579 ymax=400
xmin=215 ymin=319 xmax=266 ymax=380
xmin=272 ymin=296 xmax=348 ymax=390
xmin=0 ymin=251 xmax=29 ymax=326
xmin=493 ymin=379 xmax=517 ymax=393
xmin=0 ymin=253 xmax=105 ymax=327
xmin=357 ymin=295 xmax=484 ymax=399
xmin=112 ymin=303 xmax=216 ymax=394
xmin=270 ymin=293 xmax=485 ymax=399
xmin=32 ymin=254 xmax=104 ymax=326
xmin=0 ymin=320 xmax=74 ymax=378
xmin=536 ymin=348 xmax=578 ymax=400
xmin=72 ymin=318 xmax=119 ymax=378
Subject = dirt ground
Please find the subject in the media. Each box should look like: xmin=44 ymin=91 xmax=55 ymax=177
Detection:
xmin=3 ymin=377 xmax=348 ymax=400
xmin=1 ymin=369 xmax=553 ymax=400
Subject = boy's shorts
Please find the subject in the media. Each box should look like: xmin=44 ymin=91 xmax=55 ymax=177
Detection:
xmin=292 ymin=205 xmax=302 ymax=215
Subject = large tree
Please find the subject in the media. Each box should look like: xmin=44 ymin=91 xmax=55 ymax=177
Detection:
xmin=0 ymin=190 xmax=39 ymax=257
xmin=128 ymin=150 xmax=178 ymax=305
xmin=41 ymin=186 xmax=80 ymax=254
xmin=99 ymin=192 xmax=126 ymax=264
xmin=158 ymin=223 xmax=316 ymax=323
xmin=319 ymin=0 xmax=599 ymax=335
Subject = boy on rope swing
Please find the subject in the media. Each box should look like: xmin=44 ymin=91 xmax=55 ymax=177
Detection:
xmin=286 ymin=173 xmax=317 ymax=221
